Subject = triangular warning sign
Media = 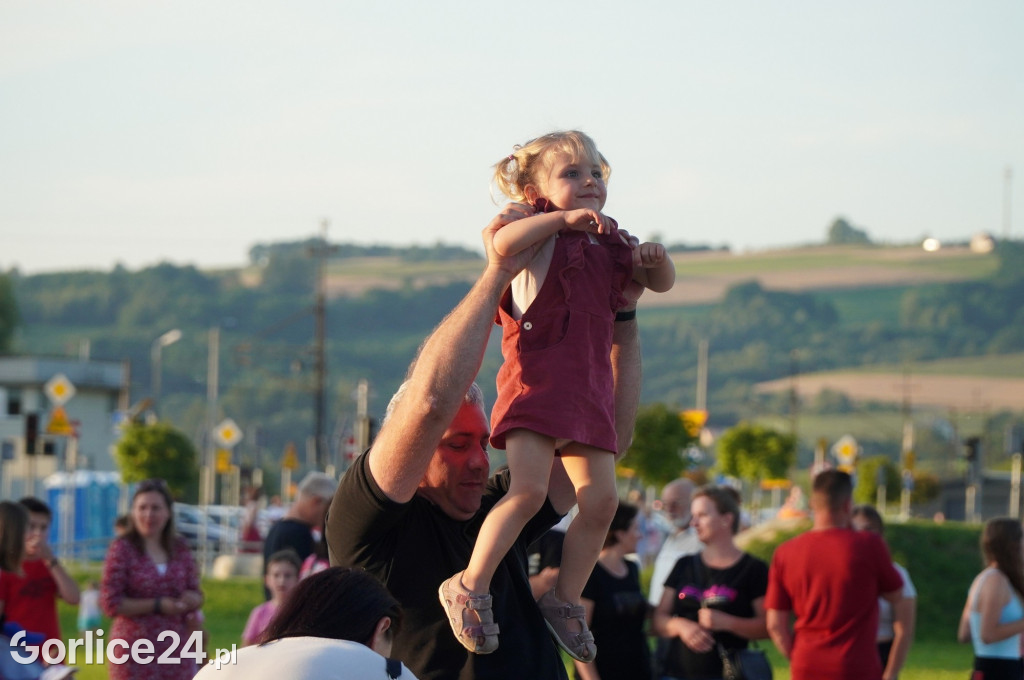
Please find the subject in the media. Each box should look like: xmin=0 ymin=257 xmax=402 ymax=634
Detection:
xmin=46 ymin=406 xmax=74 ymax=436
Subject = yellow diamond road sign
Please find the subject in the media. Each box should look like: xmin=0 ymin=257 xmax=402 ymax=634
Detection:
xmin=213 ymin=418 xmax=243 ymax=449
xmin=45 ymin=374 xmax=75 ymax=406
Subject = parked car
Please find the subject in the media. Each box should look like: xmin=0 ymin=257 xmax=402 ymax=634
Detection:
xmin=175 ymin=504 xmax=238 ymax=550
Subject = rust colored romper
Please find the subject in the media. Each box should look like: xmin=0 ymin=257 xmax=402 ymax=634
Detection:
xmin=490 ymin=225 xmax=633 ymax=454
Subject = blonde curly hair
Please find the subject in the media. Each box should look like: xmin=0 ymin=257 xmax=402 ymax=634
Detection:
xmin=492 ymin=130 xmax=611 ymax=203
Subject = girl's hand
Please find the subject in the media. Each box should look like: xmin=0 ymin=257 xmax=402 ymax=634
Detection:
xmin=633 ymin=242 xmax=668 ymax=269
xmin=563 ymin=209 xmax=616 ymax=236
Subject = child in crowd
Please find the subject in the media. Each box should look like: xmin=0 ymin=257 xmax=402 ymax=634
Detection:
xmin=439 ymin=130 xmax=675 ymax=662
xmin=242 ymin=549 xmax=301 ymax=646
xmin=0 ymin=498 xmax=80 ymax=650
xmin=77 ymin=580 xmax=102 ymax=633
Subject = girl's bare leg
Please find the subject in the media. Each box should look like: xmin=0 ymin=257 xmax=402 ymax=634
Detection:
xmin=555 ymin=444 xmax=617 ymax=604
xmin=462 ymin=429 xmax=554 ymax=593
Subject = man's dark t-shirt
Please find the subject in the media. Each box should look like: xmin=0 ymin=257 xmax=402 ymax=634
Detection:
xmin=327 ymin=451 xmax=568 ymax=680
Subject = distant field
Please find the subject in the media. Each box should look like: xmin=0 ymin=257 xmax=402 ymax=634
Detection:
xmin=755 ymin=353 xmax=1024 ymax=411
xmin=318 ymin=244 xmax=998 ymax=306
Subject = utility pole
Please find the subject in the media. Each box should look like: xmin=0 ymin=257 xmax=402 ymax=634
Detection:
xmin=308 ymin=220 xmax=338 ymax=470
xmin=1005 ymin=166 xmax=1014 ymax=240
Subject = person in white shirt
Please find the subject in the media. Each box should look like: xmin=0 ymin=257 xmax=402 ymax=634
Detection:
xmin=648 ymin=478 xmax=703 ymax=678
xmin=648 ymin=478 xmax=703 ymax=607
xmin=195 ymin=567 xmax=416 ymax=680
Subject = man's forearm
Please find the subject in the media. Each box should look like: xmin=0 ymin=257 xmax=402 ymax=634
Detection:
xmin=611 ymin=315 xmax=641 ymax=459
xmin=766 ymin=609 xmax=793 ymax=659
xmin=367 ymin=265 xmax=510 ymax=501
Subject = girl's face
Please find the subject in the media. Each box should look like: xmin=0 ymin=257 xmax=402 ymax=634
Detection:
xmin=132 ymin=491 xmax=170 ymax=540
xmin=529 ymin=152 xmax=606 ymax=212
xmin=690 ymin=496 xmax=731 ymax=543
xmin=265 ymin=562 xmax=299 ymax=601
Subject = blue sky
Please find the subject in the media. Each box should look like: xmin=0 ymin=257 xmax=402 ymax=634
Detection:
xmin=2 ymin=1 xmax=1022 ymax=274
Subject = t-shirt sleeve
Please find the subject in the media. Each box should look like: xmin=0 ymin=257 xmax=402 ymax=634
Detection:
xmin=662 ymin=554 xmax=691 ymax=594
xmin=748 ymin=556 xmax=770 ymax=600
xmin=325 ymin=451 xmax=408 ymax=569
xmin=895 ymin=563 xmax=917 ymax=598
xmin=872 ymin=536 xmax=904 ymax=594
xmin=241 ymin=604 xmax=264 ymax=645
xmin=764 ymin=546 xmax=791 ymax=611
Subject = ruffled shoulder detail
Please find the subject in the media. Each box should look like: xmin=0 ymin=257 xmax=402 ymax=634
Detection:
xmin=605 ymin=229 xmax=634 ymax=311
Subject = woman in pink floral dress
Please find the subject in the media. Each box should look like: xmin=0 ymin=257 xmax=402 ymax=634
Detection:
xmin=102 ymin=479 xmax=204 ymax=679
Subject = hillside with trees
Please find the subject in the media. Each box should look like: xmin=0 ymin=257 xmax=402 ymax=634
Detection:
xmin=3 ymin=238 xmax=1022 ymax=488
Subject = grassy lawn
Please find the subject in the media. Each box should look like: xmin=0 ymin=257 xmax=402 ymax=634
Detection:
xmin=55 ymin=521 xmax=982 ymax=678
xmin=53 ymin=572 xmax=262 ymax=680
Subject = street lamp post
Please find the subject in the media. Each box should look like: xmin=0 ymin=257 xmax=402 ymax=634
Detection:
xmin=151 ymin=329 xmax=183 ymax=418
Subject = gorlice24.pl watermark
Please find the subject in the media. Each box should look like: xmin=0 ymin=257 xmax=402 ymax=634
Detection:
xmin=9 ymin=629 xmax=238 ymax=669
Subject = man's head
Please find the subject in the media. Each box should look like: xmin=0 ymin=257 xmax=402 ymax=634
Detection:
xmin=292 ymin=472 xmax=338 ymax=525
xmin=660 ymin=478 xmax=696 ymax=530
xmin=18 ymin=497 xmax=51 ymax=560
xmin=387 ymin=381 xmax=490 ymax=521
xmin=811 ymin=469 xmax=853 ymax=526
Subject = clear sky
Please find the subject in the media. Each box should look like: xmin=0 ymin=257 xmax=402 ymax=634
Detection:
xmin=2 ymin=1 xmax=1022 ymax=274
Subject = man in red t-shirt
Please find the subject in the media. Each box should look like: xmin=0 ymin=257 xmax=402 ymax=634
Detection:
xmin=0 ymin=497 xmax=81 ymax=646
xmin=765 ymin=470 xmax=903 ymax=680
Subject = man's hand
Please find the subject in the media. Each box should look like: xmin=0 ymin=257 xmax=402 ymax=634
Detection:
xmin=483 ymin=202 xmax=540 ymax=278
xmin=617 ymin=229 xmax=644 ymax=309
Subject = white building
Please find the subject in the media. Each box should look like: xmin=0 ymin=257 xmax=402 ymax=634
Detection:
xmin=0 ymin=356 xmax=128 ymax=499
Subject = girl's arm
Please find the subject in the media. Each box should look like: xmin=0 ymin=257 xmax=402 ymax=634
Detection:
xmin=957 ymin=586 xmax=973 ymax=643
xmin=629 ymin=242 xmax=675 ymax=293
xmin=976 ymin=571 xmax=1024 ymax=644
xmin=884 ymin=595 xmax=916 ymax=680
xmin=492 ymin=206 xmax=614 ymax=257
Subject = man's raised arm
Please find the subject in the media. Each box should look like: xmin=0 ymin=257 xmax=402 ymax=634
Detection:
xmin=368 ymin=204 xmax=538 ymax=503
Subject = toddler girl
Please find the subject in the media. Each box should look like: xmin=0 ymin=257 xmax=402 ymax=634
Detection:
xmin=242 ymin=549 xmax=301 ymax=646
xmin=439 ymin=130 xmax=674 ymax=662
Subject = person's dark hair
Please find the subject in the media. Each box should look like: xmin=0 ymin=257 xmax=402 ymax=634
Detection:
xmin=125 ymin=478 xmax=177 ymax=555
xmin=0 ymin=501 xmax=29 ymax=572
xmin=604 ymin=502 xmax=639 ymax=548
xmin=852 ymin=504 xmax=884 ymax=534
xmin=18 ymin=496 xmax=52 ymax=519
xmin=260 ymin=567 xmax=402 ymax=646
xmin=694 ymin=485 xmax=742 ymax=534
xmin=812 ymin=470 xmax=853 ymax=513
xmin=982 ymin=517 xmax=1024 ymax=600
xmin=267 ymin=548 xmax=302 ymax=573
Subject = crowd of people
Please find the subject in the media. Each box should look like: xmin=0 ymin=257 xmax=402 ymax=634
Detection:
xmin=2 ymin=128 xmax=1022 ymax=680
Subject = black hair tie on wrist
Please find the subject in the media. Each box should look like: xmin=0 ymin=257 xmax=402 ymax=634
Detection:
xmin=615 ymin=309 xmax=636 ymax=322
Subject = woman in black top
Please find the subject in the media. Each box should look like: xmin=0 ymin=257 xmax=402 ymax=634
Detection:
xmin=653 ymin=486 xmax=769 ymax=680
xmin=574 ymin=502 xmax=652 ymax=680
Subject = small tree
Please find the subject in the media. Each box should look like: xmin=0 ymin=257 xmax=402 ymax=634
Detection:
xmin=716 ymin=423 xmax=796 ymax=484
xmin=620 ymin=403 xmax=698 ymax=487
xmin=854 ymin=455 xmax=900 ymax=505
xmin=0 ymin=274 xmax=18 ymax=354
xmin=115 ymin=422 xmax=199 ymax=500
